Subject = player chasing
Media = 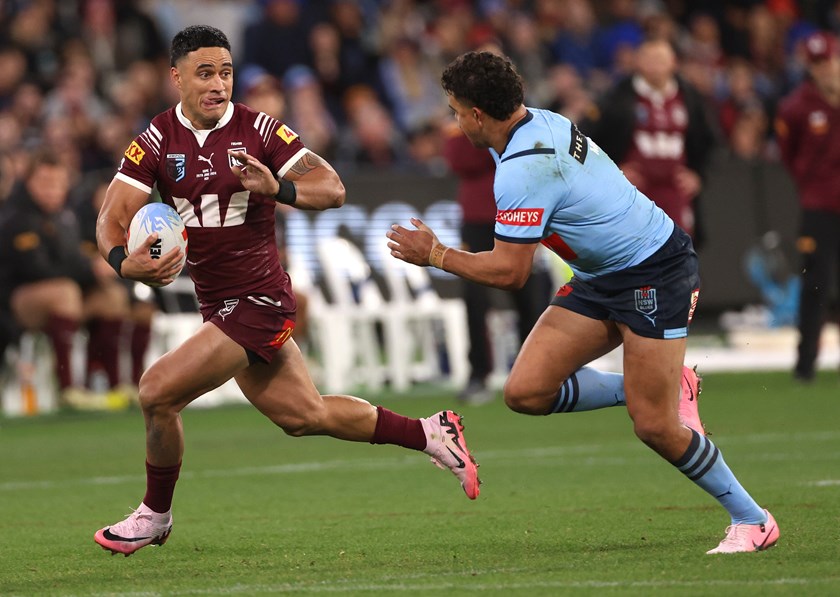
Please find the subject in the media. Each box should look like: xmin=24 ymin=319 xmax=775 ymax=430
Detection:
xmin=387 ymin=51 xmax=779 ymax=555
xmin=92 ymin=25 xmax=479 ymax=557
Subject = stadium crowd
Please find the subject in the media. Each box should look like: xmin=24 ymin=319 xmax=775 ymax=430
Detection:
xmin=0 ymin=0 xmax=838 ymax=404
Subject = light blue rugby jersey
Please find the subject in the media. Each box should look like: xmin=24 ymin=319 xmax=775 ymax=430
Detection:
xmin=491 ymin=108 xmax=674 ymax=281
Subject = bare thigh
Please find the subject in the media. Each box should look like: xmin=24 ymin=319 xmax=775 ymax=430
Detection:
xmin=504 ymin=306 xmax=622 ymax=414
xmin=235 ymin=338 xmax=321 ymax=421
xmin=140 ymin=321 xmax=250 ymax=412
xmin=235 ymin=339 xmax=377 ymax=440
xmin=11 ymin=278 xmax=83 ymax=328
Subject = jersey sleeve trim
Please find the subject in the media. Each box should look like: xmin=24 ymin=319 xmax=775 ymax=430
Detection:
xmin=500 ymin=147 xmax=556 ymax=163
xmin=114 ymin=172 xmax=153 ymax=195
xmin=277 ymin=147 xmax=309 ymax=177
xmin=494 ymin=233 xmax=542 ymax=244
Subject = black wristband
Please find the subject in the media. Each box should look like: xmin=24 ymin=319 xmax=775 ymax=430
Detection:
xmin=107 ymin=246 xmax=127 ymax=277
xmin=274 ymin=178 xmax=297 ymax=206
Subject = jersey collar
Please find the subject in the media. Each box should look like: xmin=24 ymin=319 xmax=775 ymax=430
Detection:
xmin=500 ymin=109 xmax=533 ymax=157
xmin=175 ymin=101 xmax=235 ymax=132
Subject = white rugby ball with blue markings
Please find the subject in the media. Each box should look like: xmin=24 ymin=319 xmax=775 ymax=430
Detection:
xmin=127 ymin=203 xmax=188 ymax=278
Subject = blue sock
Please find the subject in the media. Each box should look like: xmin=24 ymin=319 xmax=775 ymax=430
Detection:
xmin=549 ymin=367 xmax=625 ymax=413
xmin=673 ymin=429 xmax=766 ymax=524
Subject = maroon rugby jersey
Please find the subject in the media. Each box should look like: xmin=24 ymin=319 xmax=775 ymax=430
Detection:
xmin=775 ymin=80 xmax=840 ymax=214
xmin=622 ymin=79 xmax=692 ymax=232
xmin=115 ymin=102 xmax=306 ymax=305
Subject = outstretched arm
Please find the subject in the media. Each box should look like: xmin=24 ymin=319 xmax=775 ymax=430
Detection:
xmin=228 ymin=149 xmax=345 ymax=211
xmin=386 ymin=217 xmax=538 ymax=291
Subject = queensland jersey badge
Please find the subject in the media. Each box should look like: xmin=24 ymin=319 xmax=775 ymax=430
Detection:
xmin=166 ymin=153 xmax=186 ymax=182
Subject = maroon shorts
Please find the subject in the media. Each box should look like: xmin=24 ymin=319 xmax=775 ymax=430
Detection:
xmin=200 ymin=288 xmax=296 ymax=365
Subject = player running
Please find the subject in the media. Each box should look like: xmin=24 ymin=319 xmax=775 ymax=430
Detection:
xmin=387 ymin=51 xmax=778 ymax=555
xmin=93 ymin=26 xmax=478 ymax=557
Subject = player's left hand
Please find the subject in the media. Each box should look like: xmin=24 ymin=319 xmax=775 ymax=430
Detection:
xmin=227 ymin=150 xmax=281 ymax=196
xmin=386 ymin=217 xmax=440 ymax=266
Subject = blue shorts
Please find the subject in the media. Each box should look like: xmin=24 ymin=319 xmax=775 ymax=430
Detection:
xmin=550 ymin=227 xmax=700 ymax=339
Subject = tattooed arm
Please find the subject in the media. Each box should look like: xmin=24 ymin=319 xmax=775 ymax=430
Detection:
xmin=227 ymin=149 xmax=345 ymax=211
xmin=280 ymin=151 xmax=345 ymax=211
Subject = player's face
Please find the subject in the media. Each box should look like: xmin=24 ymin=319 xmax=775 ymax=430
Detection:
xmin=448 ymin=94 xmax=488 ymax=148
xmin=171 ymin=47 xmax=234 ymax=129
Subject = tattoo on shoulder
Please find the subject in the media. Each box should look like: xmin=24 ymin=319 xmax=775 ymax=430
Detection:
xmin=288 ymin=152 xmax=325 ymax=176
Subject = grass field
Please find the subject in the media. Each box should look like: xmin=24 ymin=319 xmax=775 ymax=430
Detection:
xmin=1 ymin=370 xmax=838 ymax=596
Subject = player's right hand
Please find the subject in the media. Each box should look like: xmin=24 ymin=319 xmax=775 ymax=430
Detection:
xmin=227 ymin=149 xmax=279 ymax=196
xmin=121 ymin=233 xmax=183 ymax=287
xmin=386 ymin=217 xmax=442 ymax=267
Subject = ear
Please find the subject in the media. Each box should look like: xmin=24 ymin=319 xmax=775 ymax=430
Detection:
xmin=170 ymin=66 xmax=181 ymax=90
xmin=471 ymin=107 xmax=483 ymax=125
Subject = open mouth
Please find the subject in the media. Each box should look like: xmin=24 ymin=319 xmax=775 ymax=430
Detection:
xmin=203 ymin=97 xmax=226 ymax=109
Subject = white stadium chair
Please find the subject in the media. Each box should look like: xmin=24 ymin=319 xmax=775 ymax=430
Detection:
xmin=375 ymin=240 xmax=469 ymax=392
xmin=316 ymin=236 xmax=388 ymax=392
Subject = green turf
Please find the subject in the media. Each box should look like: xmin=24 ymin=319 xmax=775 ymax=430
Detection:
xmin=1 ymin=371 xmax=838 ymax=596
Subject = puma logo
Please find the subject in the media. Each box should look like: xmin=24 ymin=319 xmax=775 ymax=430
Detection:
xmin=198 ymin=153 xmax=214 ymax=166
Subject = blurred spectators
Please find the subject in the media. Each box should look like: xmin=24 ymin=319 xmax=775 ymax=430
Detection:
xmin=283 ymin=65 xmax=338 ymax=160
xmin=679 ymin=12 xmax=726 ymax=101
xmin=0 ymin=43 xmax=27 ymax=110
xmin=549 ymin=0 xmax=602 ymax=81
xmin=718 ymin=58 xmax=772 ymax=159
xmin=0 ymin=0 xmax=829 ymax=185
xmin=502 ymin=11 xmax=552 ymax=106
xmin=774 ymin=31 xmax=840 ymax=382
xmin=0 ymin=150 xmax=131 ymax=408
xmin=312 ymin=1 xmax=384 ymax=125
xmin=544 ymin=63 xmax=594 ymax=123
xmin=379 ymin=36 xmax=446 ymax=133
xmin=581 ymin=38 xmax=717 ymax=248
xmin=335 ymin=84 xmax=406 ymax=171
xmin=238 ymin=64 xmax=286 ymax=119
xmin=78 ymin=0 xmax=167 ymax=91
xmin=241 ymin=0 xmax=314 ymax=81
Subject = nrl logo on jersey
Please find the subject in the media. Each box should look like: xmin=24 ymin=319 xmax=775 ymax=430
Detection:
xmin=166 ymin=153 xmax=186 ymax=182
xmin=218 ymin=299 xmax=239 ymax=320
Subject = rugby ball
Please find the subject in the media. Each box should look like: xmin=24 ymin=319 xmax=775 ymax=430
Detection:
xmin=127 ymin=203 xmax=188 ymax=283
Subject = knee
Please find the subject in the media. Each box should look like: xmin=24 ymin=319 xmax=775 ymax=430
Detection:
xmin=503 ymin=380 xmax=553 ymax=415
xmin=137 ymin=368 xmax=174 ymax=416
xmin=631 ymin=416 xmax=675 ymax=450
xmin=272 ymin=405 xmax=325 ymax=437
xmin=274 ymin=414 xmax=315 ymax=437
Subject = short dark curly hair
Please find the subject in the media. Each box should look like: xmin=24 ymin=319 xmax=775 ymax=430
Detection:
xmin=441 ymin=51 xmax=524 ymax=121
xmin=171 ymin=25 xmax=231 ymax=67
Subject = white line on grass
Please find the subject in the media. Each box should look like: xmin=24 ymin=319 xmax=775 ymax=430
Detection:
xmin=60 ymin=574 xmax=840 ymax=596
